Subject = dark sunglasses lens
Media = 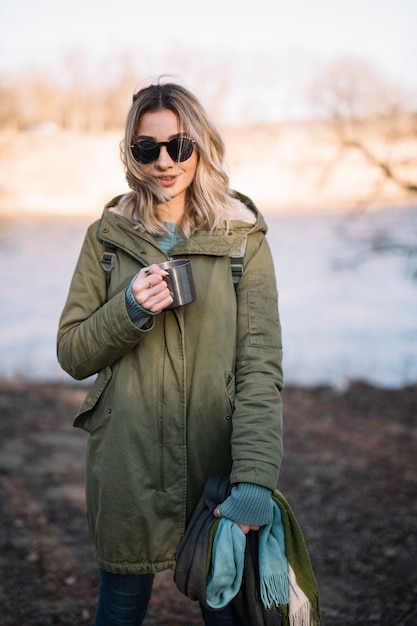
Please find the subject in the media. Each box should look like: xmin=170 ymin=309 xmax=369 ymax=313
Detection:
xmin=131 ymin=138 xmax=194 ymax=164
xmin=167 ymin=138 xmax=194 ymax=162
xmin=131 ymin=142 xmax=159 ymax=164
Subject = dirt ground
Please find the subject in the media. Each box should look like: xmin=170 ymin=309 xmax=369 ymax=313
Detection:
xmin=0 ymin=379 xmax=416 ymax=626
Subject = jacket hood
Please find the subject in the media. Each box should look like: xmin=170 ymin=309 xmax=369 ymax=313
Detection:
xmin=99 ymin=190 xmax=268 ymax=259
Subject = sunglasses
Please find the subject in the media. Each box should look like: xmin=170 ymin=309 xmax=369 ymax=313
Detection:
xmin=130 ymin=137 xmax=195 ymax=165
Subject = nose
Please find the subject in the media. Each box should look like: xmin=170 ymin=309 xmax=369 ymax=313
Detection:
xmin=155 ymin=145 xmax=174 ymax=169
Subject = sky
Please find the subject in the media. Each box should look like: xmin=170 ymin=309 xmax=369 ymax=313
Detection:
xmin=1 ymin=0 xmax=417 ymax=122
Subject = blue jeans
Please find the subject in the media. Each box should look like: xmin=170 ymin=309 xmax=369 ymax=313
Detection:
xmin=95 ymin=569 xmax=245 ymax=626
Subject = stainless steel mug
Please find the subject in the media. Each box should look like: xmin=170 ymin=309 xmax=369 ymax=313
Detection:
xmin=158 ymin=259 xmax=196 ymax=310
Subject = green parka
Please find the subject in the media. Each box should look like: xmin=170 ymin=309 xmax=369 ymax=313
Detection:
xmin=57 ymin=192 xmax=284 ymax=574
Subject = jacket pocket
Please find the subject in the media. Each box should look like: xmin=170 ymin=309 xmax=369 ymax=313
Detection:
xmin=248 ymin=291 xmax=281 ymax=348
xmin=73 ymin=367 xmax=112 ymax=431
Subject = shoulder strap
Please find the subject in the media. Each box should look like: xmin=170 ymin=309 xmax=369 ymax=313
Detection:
xmin=230 ymin=259 xmax=244 ymax=289
xmin=100 ymin=242 xmax=117 ymax=303
xmin=98 ymin=236 xmax=246 ymax=298
xmin=229 ymin=236 xmax=246 ymax=291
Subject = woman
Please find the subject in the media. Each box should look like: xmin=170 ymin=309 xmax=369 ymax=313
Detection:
xmin=57 ymin=80 xmax=284 ymax=626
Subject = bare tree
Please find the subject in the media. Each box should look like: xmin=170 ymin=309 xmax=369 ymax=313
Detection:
xmin=310 ymin=56 xmax=417 ymax=203
xmin=309 ymin=57 xmax=417 ymax=279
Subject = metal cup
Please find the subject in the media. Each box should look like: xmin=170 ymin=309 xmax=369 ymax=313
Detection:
xmin=158 ymin=259 xmax=196 ymax=310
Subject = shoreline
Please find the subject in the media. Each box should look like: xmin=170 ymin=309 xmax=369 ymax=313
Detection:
xmin=1 ymin=376 xmax=416 ymax=394
xmin=0 ymin=195 xmax=414 ymax=219
xmin=1 ymin=126 xmax=416 ymax=218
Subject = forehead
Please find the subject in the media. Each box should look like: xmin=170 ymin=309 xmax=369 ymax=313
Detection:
xmin=136 ymin=109 xmax=183 ymax=138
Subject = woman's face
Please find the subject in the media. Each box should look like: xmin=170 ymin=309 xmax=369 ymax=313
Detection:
xmin=134 ymin=108 xmax=198 ymax=210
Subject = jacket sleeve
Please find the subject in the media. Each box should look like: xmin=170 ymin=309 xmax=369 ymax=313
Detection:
xmin=57 ymin=223 xmax=154 ymax=380
xmin=230 ymin=231 xmax=284 ymax=491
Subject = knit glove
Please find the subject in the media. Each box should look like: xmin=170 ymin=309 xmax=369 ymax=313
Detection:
xmin=218 ymin=482 xmax=273 ymax=526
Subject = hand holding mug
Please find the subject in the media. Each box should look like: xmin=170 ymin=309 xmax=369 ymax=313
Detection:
xmin=133 ymin=264 xmax=174 ymax=313
xmin=133 ymin=259 xmax=196 ymax=313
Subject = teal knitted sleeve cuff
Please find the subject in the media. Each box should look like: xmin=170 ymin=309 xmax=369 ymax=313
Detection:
xmin=218 ymin=482 xmax=273 ymax=526
xmin=125 ymin=281 xmax=154 ymax=328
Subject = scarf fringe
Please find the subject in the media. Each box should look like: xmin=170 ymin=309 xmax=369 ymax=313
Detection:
xmin=274 ymin=564 xmax=322 ymax=626
xmin=289 ymin=600 xmax=311 ymax=626
xmin=281 ymin=594 xmax=322 ymax=626
xmin=260 ymin=573 xmax=289 ymax=608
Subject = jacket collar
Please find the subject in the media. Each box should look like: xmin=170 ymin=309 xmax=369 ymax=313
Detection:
xmin=98 ymin=191 xmax=267 ymax=259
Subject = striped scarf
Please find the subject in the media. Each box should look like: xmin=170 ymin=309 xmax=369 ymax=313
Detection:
xmin=206 ymin=490 xmax=321 ymax=626
xmin=174 ymin=476 xmax=322 ymax=626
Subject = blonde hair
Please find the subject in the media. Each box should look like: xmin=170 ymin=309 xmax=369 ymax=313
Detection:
xmin=118 ymin=79 xmax=235 ymax=237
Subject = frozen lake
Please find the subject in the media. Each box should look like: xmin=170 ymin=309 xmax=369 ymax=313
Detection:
xmin=1 ymin=205 xmax=416 ymax=389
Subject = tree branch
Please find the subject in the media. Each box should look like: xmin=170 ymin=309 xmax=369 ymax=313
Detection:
xmin=344 ymin=138 xmax=417 ymax=193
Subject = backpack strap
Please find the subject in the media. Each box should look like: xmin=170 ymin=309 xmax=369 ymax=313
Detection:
xmin=100 ymin=242 xmax=117 ymax=302
xmin=99 ymin=236 xmax=246 ymax=298
xmin=229 ymin=237 xmax=246 ymax=291
xmin=230 ymin=259 xmax=244 ymax=289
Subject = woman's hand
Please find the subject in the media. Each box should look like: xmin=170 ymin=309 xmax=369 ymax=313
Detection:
xmin=132 ymin=264 xmax=174 ymax=313
xmin=213 ymin=506 xmax=260 ymax=535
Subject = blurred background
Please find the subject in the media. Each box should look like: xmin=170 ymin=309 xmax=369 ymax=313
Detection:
xmin=1 ymin=0 xmax=417 ymax=389
xmin=2 ymin=7 xmax=416 ymax=624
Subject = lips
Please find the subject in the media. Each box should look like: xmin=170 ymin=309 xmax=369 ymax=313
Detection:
xmin=158 ymin=175 xmax=177 ymax=187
